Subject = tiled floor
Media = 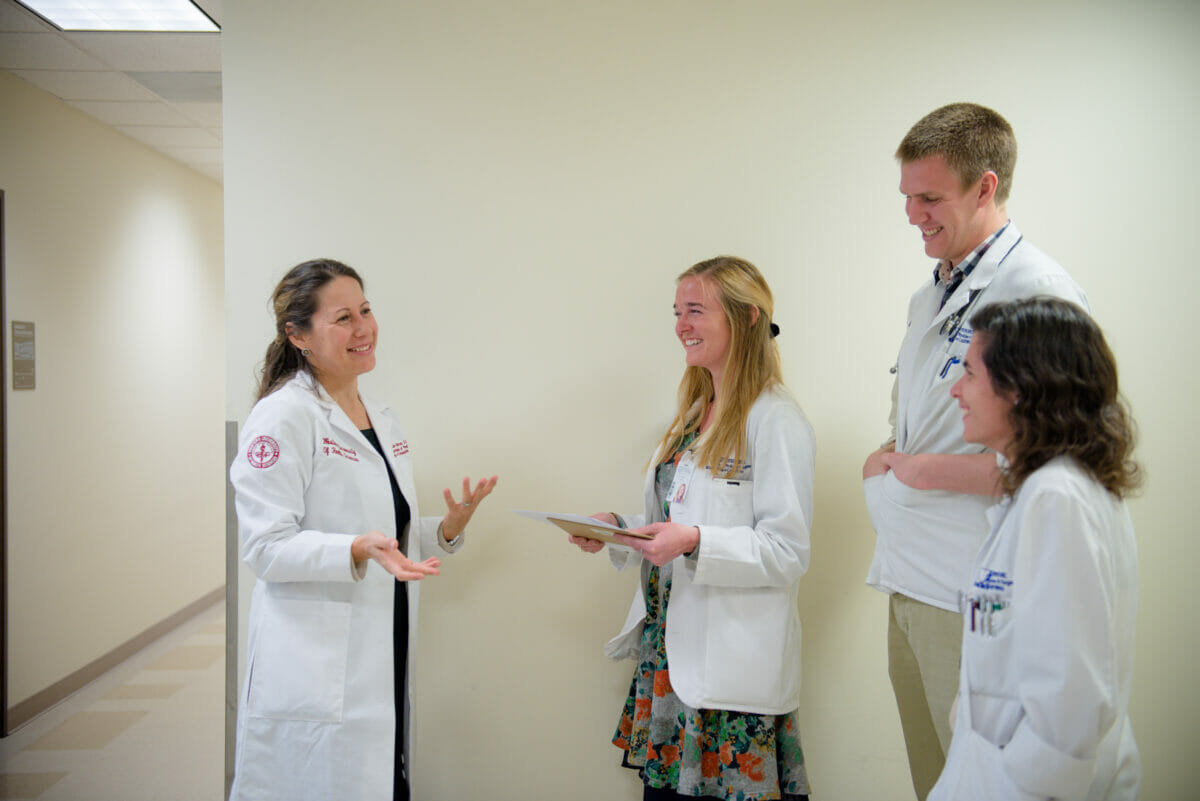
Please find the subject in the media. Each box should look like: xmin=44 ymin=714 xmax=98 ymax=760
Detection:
xmin=0 ymin=601 xmax=226 ymax=800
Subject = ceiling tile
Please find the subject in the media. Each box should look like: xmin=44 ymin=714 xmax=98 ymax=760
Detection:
xmin=8 ymin=68 xmax=158 ymax=100
xmin=172 ymin=100 xmax=220 ymax=127
xmin=66 ymin=31 xmax=219 ymax=71
xmin=160 ymin=145 xmax=222 ymax=165
xmin=68 ymin=99 xmax=194 ymax=126
xmin=2 ymin=0 xmax=225 ymax=181
xmin=126 ymin=70 xmax=219 ymax=101
xmin=116 ymin=124 xmax=220 ymax=148
xmin=186 ymin=161 xmax=222 ymax=182
xmin=194 ymin=0 xmax=221 ymax=27
xmin=0 ymin=31 xmax=107 ymax=69
xmin=0 ymin=1 xmax=50 ymax=32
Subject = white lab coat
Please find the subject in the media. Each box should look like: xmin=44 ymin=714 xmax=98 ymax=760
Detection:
xmin=865 ymin=223 xmax=1090 ymax=610
xmin=228 ymin=371 xmax=459 ymax=801
xmin=929 ymin=456 xmax=1140 ymax=801
xmin=605 ymin=388 xmax=815 ymax=714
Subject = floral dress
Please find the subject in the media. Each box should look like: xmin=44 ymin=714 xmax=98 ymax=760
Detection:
xmin=612 ymin=438 xmax=810 ymax=800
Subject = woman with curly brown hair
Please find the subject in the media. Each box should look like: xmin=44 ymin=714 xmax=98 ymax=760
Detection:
xmin=929 ymin=297 xmax=1141 ymax=801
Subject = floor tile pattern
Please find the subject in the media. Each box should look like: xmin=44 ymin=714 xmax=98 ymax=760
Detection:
xmin=0 ymin=602 xmax=225 ymax=800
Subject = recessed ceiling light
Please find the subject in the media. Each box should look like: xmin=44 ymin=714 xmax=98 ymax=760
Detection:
xmin=17 ymin=0 xmax=219 ymax=32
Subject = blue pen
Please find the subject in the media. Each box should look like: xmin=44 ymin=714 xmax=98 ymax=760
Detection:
xmin=940 ymin=355 xmax=961 ymax=379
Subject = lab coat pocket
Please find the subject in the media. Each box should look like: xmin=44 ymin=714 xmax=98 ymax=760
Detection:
xmin=246 ymin=597 xmax=352 ymax=722
xmin=880 ymin=468 xmax=945 ymax=508
xmin=933 ymin=726 xmax=1042 ymax=801
xmin=968 ymin=691 xmax=1025 ymax=749
xmin=704 ymin=586 xmax=797 ymax=710
xmin=705 ymin=480 xmax=754 ymax=527
xmin=862 ymin=474 xmax=885 ymax=530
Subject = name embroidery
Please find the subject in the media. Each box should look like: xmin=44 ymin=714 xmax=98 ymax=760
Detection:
xmin=716 ymin=458 xmax=753 ymax=480
xmin=321 ymin=437 xmax=359 ymax=462
xmin=974 ymin=568 xmax=1013 ymax=592
xmin=393 ymin=441 xmax=409 ymax=457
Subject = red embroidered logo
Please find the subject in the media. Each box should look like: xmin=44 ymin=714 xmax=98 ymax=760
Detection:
xmin=393 ymin=441 xmax=409 ymax=457
xmin=247 ymin=435 xmax=280 ymax=469
xmin=321 ymin=437 xmax=359 ymax=462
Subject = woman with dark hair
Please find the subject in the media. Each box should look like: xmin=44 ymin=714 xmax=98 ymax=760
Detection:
xmin=929 ymin=297 xmax=1140 ymax=801
xmin=572 ymin=256 xmax=814 ymax=801
xmin=229 ymin=258 xmax=497 ymax=801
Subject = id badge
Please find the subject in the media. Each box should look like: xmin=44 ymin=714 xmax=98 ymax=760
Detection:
xmin=667 ymin=456 xmax=697 ymax=505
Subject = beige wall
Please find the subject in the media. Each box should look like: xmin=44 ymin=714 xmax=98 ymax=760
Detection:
xmin=223 ymin=1 xmax=1199 ymax=798
xmin=0 ymin=71 xmax=225 ymax=709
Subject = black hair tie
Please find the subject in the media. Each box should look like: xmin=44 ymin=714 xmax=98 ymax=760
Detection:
xmin=769 ymin=322 xmax=781 ymax=338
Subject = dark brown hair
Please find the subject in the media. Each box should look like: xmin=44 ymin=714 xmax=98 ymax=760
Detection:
xmin=971 ymin=297 xmax=1141 ymax=497
xmin=256 ymin=258 xmax=363 ymax=400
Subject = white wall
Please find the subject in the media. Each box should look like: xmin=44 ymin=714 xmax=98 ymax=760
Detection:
xmin=223 ymin=1 xmax=1199 ymax=798
xmin=0 ymin=70 xmax=225 ymax=710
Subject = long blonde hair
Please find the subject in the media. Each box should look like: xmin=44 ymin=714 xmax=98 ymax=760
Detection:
xmin=652 ymin=256 xmax=783 ymax=477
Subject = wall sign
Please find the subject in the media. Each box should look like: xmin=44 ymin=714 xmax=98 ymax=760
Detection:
xmin=12 ymin=321 xmax=34 ymax=390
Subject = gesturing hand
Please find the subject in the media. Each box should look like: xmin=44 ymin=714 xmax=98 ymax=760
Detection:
xmin=352 ymin=531 xmax=441 ymax=581
xmin=440 ymin=475 xmax=499 ymax=540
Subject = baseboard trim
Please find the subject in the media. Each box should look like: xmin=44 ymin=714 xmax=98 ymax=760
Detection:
xmin=5 ymin=586 xmax=225 ymax=733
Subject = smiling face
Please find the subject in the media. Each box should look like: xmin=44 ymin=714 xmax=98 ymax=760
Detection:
xmin=288 ymin=275 xmax=378 ymax=391
xmin=674 ymin=275 xmax=731 ymax=388
xmin=950 ymin=334 xmax=1016 ymax=456
xmin=900 ymin=153 xmax=997 ymax=268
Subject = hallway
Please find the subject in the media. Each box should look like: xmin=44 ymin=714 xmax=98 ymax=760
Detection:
xmin=0 ymin=600 xmax=225 ymax=800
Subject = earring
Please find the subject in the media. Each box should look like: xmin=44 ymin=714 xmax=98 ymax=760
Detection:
xmin=301 ymin=348 xmax=311 ymax=357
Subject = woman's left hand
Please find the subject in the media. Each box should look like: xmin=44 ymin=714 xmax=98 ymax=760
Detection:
xmin=615 ymin=522 xmax=699 ymax=567
xmin=440 ymin=475 xmax=499 ymax=540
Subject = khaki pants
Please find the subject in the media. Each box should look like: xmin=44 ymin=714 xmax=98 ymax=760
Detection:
xmin=888 ymin=593 xmax=962 ymax=801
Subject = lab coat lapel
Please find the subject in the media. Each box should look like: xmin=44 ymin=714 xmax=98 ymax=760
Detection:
xmin=929 ymin=223 xmax=1024 ymax=333
xmin=362 ymin=394 xmax=419 ymax=514
xmin=960 ymin=222 xmax=1023 ymax=295
xmin=309 ymin=378 xmax=376 ymax=457
xmin=302 ymin=372 xmax=410 ymax=500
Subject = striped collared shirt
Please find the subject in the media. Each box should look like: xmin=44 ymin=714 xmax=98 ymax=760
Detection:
xmin=935 ymin=221 xmax=1010 ymax=309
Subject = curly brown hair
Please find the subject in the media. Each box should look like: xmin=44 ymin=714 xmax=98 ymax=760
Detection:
xmin=971 ymin=297 xmax=1142 ymax=498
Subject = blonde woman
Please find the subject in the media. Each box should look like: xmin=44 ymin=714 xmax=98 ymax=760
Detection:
xmin=573 ymin=257 xmax=815 ymax=801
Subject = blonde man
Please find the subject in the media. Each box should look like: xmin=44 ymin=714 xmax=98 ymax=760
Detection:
xmin=862 ymin=103 xmax=1088 ymax=800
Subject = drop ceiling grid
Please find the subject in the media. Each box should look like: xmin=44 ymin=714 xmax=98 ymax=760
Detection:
xmin=0 ymin=0 xmax=223 ymax=183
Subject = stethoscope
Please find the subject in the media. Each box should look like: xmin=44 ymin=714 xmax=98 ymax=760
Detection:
xmin=936 ymin=288 xmax=984 ymax=378
xmin=888 ymin=285 xmax=988 ymax=379
xmin=941 ymin=287 xmax=984 ymax=342
xmin=890 ymin=229 xmax=1021 ymax=378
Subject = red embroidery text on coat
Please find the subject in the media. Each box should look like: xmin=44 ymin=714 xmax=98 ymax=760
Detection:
xmin=322 ymin=437 xmax=359 ymax=462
